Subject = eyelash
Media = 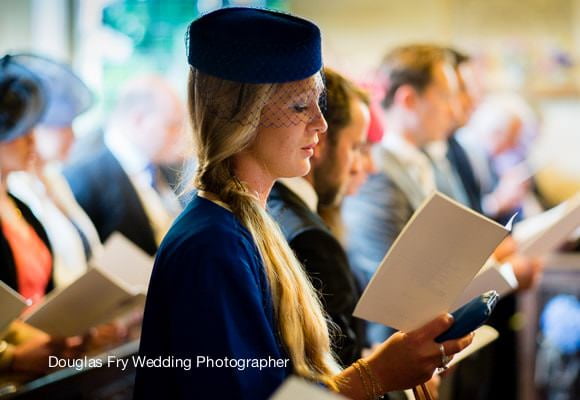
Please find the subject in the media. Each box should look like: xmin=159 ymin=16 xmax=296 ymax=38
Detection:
xmin=292 ymin=104 xmax=309 ymax=113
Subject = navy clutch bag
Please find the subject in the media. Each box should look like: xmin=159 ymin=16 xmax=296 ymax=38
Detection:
xmin=435 ymin=290 xmax=500 ymax=343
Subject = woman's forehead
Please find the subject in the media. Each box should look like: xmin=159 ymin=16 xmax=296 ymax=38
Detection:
xmin=277 ymin=73 xmax=324 ymax=98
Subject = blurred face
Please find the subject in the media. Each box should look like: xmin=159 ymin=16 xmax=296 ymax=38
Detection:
xmin=0 ymin=132 xmax=35 ymax=175
xmin=127 ymin=87 xmax=187 ymax=165
xmin=152 ymin=96 xmax=187 ymax=164
xmin=34 ymin=125 xmax=75 ymax=162
xmin=245 ymin=74 xmax=327 ymax=181
xmin=346 ymin=140 xmax=378 ymax=196
xmin=491 ymin=116 xmax=522 ymax=155
xmin=313 ymin=98 xmax=370 ymax=206
xmin=412 ymin=62 xmax=458 ymax=144
xmin=451 ymin=63 xmax=478 ymax=130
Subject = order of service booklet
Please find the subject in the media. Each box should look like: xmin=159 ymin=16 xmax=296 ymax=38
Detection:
xmin=22 ymin=233 xmax=154 ymax=337
xmin=450 ymin=260 xmax=518 ymax=310
xmin=354 ymin=192 xmax=513 ymax=332
xmin=513 ymin=191 xmax=580 ymax=258
xmin=0 ymin=279 xmax=30 ymax=336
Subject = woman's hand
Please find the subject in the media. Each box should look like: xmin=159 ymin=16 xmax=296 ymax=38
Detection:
xmin=81 ymin=322 xmax=128 ymax=353
xmin=365 ymin=314 xmax=473 ymax=392
xmin=11 ymin=334 xmax=66 ymax=375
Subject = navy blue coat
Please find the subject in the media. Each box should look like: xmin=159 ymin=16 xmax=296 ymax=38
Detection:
xmin=134 ymin=195 xmax=290 ymax=399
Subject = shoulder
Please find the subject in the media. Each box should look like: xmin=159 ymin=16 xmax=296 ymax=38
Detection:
xmin=345 ymin=172 xmax=402 ymax=213
xmin=267 ymin=183 xmax=326 ymax=242
xmin=63 ymin=147 xmax=121 ymax=183
xmin=290 ymin=227 xmax=342 ymax=256
xmin=156 ymin=196 xmax=262 ymax=277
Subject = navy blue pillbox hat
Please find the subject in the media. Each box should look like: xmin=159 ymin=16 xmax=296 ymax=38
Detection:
xmin=186 ymin=7 xmax=322 ymax=84
xmin=0 ymin=55 xmax=47 ymax=143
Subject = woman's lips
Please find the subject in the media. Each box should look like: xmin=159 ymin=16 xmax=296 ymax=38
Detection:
xmin=301 ymin=142 xmax=317 ymax=156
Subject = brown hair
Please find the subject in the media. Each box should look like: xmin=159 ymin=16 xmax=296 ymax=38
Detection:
xmin=322 ymin=67 xmax=370 ymax=146
xmin=445 ymin=47 xmax=471 ymax=69
xmin=380 ymin=44 xmax=448 ymax=109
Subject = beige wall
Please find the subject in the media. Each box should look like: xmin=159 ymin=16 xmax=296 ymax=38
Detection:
xmin=291 ymin=0 xmax=580 ymax=88
xmin=0 ymin=0 xmax=71 ymax=61
xmin=0 ymin=0 xmax=32 ymax=54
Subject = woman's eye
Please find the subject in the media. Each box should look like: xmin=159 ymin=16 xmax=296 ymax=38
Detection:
xmin=292 ymin=104 xmax=308 ymax=113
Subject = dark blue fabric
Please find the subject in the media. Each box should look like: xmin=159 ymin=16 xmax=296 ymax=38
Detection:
xmin=63 ymin=146 xmax=158 ymax=256
xmin=446 ymin=133 xmax=483 ymax=214
xmin=0 ymin=55 xmax=46 ymax=142
xmin=134 ymin=195 xmax=290 ymax=399
xmin=187 ymin=7 xmax=322 ymax=83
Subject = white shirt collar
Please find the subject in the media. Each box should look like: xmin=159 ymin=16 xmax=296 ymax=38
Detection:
xmin=277 ymin=177 xmax=318 ymax=212
xmin=105 ymin=128 xmax=150 ymax=176
xmin=424 ymin=140 xmax=449 ymax=162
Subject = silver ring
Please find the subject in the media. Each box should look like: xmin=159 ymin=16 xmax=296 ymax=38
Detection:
xmin=439 ymin=344 xmax=450 ymax=369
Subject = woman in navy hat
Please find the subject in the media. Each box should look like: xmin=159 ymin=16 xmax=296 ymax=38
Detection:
xmin=135 ymin=7 xmax=472 ymax=400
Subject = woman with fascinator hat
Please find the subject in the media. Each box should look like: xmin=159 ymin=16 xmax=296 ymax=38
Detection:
xmin=0 ymin=56 xmax=82 ymax=382
xmin=6 ymin=53 xmax=103 ymax=289
xmin=135 ymin=8 xmax=473 ymax=400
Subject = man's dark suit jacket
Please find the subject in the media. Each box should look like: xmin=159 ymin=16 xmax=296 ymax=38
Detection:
xmin=446 ymin=134 xmax=483 ymax=213
xmin=63 ymin=147 xmax=157 ymax=256
xmin=267 ymin=182 xmax=365 ymax=367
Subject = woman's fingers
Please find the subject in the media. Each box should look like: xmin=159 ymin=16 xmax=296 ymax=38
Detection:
xmin=408 ymin=314 xmax=454 ymax=342
xmin=440 ymin=331 xmax=475 ymax=356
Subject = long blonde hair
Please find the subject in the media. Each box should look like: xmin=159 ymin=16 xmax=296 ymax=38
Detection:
xmin=188 ymin=68 xmax=339 ymax=386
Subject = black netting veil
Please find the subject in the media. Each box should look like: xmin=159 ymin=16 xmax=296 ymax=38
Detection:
xmin=188 ymin=66 xmax=327 ymax=130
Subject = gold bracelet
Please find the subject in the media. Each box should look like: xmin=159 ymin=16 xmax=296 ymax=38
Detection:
xmin=353 ymin=360 xmax=373 ymax=400
xmin=359 ymin=359 xmax=385 ymax=399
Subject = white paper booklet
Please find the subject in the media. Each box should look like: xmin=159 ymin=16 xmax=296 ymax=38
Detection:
xmin=22 ymin=268 xmax=143 ymax=337
xmin=513 ymin=192 xmax=580 ymax=257
xmin=354 ymin=192 xmax=511 ymax=332
xmin=270 ymin=376 xmax=346 ymax=400
xmin=23 ymin=233 xmax=154 ymax=337
xmin=0 ymin=280 xmax=29 ymax=335
xmin=92 ymin=232 xmax=155 ymax=291
xmin=451 ymin=262 xmax=518 ymax=310
xmin=445 ymin=324 xmax=499 ymax=368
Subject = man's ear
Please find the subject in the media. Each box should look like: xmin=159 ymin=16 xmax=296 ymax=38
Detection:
xmin=394 ymin=84 xmax=417 ymax=110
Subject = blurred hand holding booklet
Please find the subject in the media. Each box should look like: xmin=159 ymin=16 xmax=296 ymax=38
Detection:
xmin=513 ymin=191 xmax=580 ymax=258
xmin=22 ymin=233 xmax=154 ymax=337
xmin=354 ymin=192 xmax=513 ymax=332
xmin=0 ymin=280 xmax=29 ymax=336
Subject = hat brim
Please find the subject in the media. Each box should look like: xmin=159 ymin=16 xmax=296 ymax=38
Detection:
xmin=0 ymin=57 xmax=47 ymax=143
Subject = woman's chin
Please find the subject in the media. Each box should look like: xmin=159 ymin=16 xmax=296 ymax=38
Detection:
xmin=280 ymin=161 xmax=311 ymax=179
